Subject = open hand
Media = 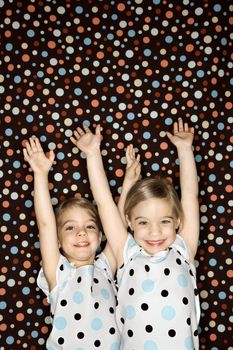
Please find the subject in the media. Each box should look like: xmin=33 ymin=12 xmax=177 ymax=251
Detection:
xmin=71 ymin=124 xmax=103 ymax=155
xmin=23 ymin=137 xmax=55 ymax=174
xmin=166 ymin=118 xmax=194 ymax=148
xmin=125 ymin=144 xmax=141 ymax=182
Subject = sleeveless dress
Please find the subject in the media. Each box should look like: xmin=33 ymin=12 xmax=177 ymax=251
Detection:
xmin=37 ymin=252 xmax=120 ymax=350
xmin=116 ymin=234 xmax=200 ymax=350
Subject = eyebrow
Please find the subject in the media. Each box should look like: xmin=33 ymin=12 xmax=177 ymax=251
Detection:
xmin=134 ymin=215 xmax=174 ymax=220
xmin=60 ymin=219 xmax=96 ymax=228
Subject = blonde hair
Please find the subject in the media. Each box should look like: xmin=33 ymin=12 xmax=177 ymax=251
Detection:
xmin=55 ymin=197 xmax=102 ymax=234
xmin=124 ymin=177 xmax=184 ymax=231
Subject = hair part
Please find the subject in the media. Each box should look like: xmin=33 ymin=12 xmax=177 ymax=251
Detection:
xmin=124 ymin=177 xmax=184 ymax=231
xmin=55 ymin=197 xmax=102 ymax=233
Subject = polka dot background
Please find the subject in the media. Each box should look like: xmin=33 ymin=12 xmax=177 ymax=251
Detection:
xmin=0 ymin=0 xmax=232 ymax=349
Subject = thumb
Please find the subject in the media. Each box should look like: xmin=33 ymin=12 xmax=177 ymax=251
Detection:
xmin=166 ymin=131 xmax=173 ymax=141
xmin=49 ymin=150 xmax=55 ymax=162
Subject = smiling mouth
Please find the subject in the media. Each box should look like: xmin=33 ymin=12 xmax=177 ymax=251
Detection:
xmin=146 ymin=240 xmax=165 ymax=246
xmin=74 ymin=242 xmax=89 ymax=247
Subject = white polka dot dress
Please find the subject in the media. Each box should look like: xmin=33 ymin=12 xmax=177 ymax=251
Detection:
xmin=116 ymin=234 xmax=200 ymax=350
xmin=37 ymin=252 xmax=120 ymax=350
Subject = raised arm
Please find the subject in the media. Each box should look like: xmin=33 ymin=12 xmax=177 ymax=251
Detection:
xmin=117 ymin=144 xmax=141 ymax=227
xmin=167 ymin=118 xmax=199 ymax=261
xmin=23 ymin=137 xmax=59 ymax=290
xmin=71 ymin=124 xmax=127 ymax=268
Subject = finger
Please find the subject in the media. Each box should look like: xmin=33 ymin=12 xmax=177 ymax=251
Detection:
xmin=166 ymin=131 xmax=173 ymax=140
xmin=184 ymin=122 xmax=189 ymax=132
xmin=76 ymin=127 xmax=85 ymax=136
xmin=48 ymin=150 xmax=55 ymax=162
xmin=29 ymin=137 xmax=38 ymax=150
xmin=70 ymin=136 xmax=78 ymax=145
xmin=34 ymin=137 xmax=43 ymax=151
xmin=173 ymin=122 xmax=178 ymax=134
xmin=23 ymin=148 xmax=29 ymax=161
xmin=190 ymin=126 xmax=195 ymax=134
xmin=95 ymin=124 xmax=102 ymax=135
xmin=178 ymin=118 xmax=184 ymax=131
xmin=73 ymin=130 xmax=81 ymax=140
xmin=82 ymin=124 xmax=91 ymax=133
xmin=24 ymin=140 xmax=33 ymax=154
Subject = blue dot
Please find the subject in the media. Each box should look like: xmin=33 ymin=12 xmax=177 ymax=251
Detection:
xmin=91 ymin=318 xmax=103 ymax=330
xmin=161 ymin=306 xmax=176 ymax=320
xmin=31 ymin=330 xmax=38 ymax=338
xmin=22 ymin=287 xmax=30 ymax=295
xmin=152 ymin=80 xmax=160 ymax=88
xmin=177 ymin=274 xmax=188 ymax=288
xmin=73 ymin=291 xmax=84 ymax=304
xmin=124 ymin=305 xmax=136 ymax=319
xmin=144 ymin=340 xmax=158 ymax=350
xmin=141 ymin=279 xmax=155 ymax=292
xmin=10 ymin=246 xmax=18 ymax=254
xmin=0 ymin=301 xmax=7 ymax=310
xmin=6 ymin=336 xmax=14 ymax=345
xmin=101 ymin=288 xmax=110 ymax=300
xmin=54 ymin=316 xmax=67 ymax=330
xmin=218 ymin=291 xmax=226 ymax=300
xmin=184 ymin=335 xmax=193 ymax=350
xmin=13 ymin=161 xmax=21 ymax=169
xmin=73 ymin=172 xmax=81 ymax=180
xmin=209 ymin=258 xmax=217 ymax=266
xmin=111 ymin=343 xmax=120 ymax=350
xmin=151 ymin=163 xmax=159 ymax=171
xmin=217 ymin=206 xmax=225 ymax=214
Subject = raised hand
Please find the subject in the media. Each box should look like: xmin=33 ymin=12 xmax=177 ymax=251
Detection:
xmin=70 ymin=124 xmax=103 ymax=155
xmin=166 ymin=118 xmax=194 ymax=148
xmin=23 ymin=137 xmax=55 ymax=174
xmin=124 ymin=144 xmax=141 ymax=183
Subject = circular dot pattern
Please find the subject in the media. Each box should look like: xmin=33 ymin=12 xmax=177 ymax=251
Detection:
xmin=0 ymin=1 xmax=232 ymax=349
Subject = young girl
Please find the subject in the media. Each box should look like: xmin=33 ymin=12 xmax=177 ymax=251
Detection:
xmin=23 ymin=138 xmax=120 ymax=350
xmin=71 ymin=118 xmax=200 ymax=350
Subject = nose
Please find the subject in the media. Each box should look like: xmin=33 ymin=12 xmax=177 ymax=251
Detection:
xmin=150 ymin=223 xmax=161 ymax=236
xmin=77 ymin=228 xmax=87 ymax=236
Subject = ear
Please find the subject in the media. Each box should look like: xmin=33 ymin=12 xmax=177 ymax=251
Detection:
xmin=98 ymin=231 xmax=102 ymax=244
xmin=126 ymin=214 xmax=133 ymax=231
xmin=175 ymin=218 xmax=181 ymax=230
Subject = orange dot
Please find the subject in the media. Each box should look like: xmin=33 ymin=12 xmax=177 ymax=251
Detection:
xmin=92 ymin=17 xmax=100 ymax=25
xmin=209 ymin=333 xmax=217 ymax=341
xmin=8 ymin=64 xmax=15 ymax=71
xmin=210 ymin=194 xmax=217 ymax=201
xmin=26 ymin=89 xmax=34 ymax=97
xmin=96 ymin=51 xmax=104 ymax=59
xmin=116 ymin=85 xmax=125 ymax=94
xmin=165 ymin=10 xmax=173 ymax=19
xmin=226 ymin=270 xmax=233 ymax=278
xmin=47 ymin=40 xmax=56 ymax=49
xmin=47 ymin=67 xmax=54 ymax=74
xmin=91 ymin=99 xmax=99 ymax=108
xmin=160 ymin=142 xmax=168 ymax=150
xmin=48 ymin=97 xmax=55 ymax=105
xmin=23 ymin=260 xmax=31 ymax=269
xmin=116 ymin=29 xmax=124 ymax=37
xmin=115 ymin=169 xmax=124 ymax=177
xmin=72 ymin=159 xmax=79 ymax=166
xmin=225 ymin=101 xmax=232 ymax=110
xmin=145 ymin=68 xmax=153 ymax=76
xmin=16 ymin=313 xmax=25 ymax=321
xmin=25 ymin=174 xmax=33 ymax=183
xmin=187 ymin=100 xmax=194 ymax=108
xmin=115 ymin=112 xmax=123 ymax=119
xmin=165 ymin=93 xmax=173 ymax=101
xmin=211 ymin=279 xmax=219 ymax=287
xmin=118 ymin=59 xmax=125 ymax=66
xmin=117 ymin=3 xmax=125 ymax=11
xmin=160 ymin=59 xmax=168 ymax=67
xmin=2 ymin=201 xmax=9 ymax=208
xmin=208 ymin=245 xmax=215 ymax=253
xmin=27 ymin=4 xmax=35 ymax=12
xmin=49 ymin=15 xmax=57 ymax=22
xmin=186 ymin=44 xmax=194 ymax=52
xmin=76 ymin=108 xmax=83 ymax=116
xmin=4 ymin=234 xmax=11 ymax=242
xmin=22 ymin=54 xmax=30 ymax=62
xmin=208 ymin=162 xmax=215 ymax=169
xmin=41 ymin=326 xmax=49 ymax=334
xmin=142 ymin=119 xmax=149 ymax=127
xmin=19 ymin=225 xmax=27 ymax=233
xmin=145 ymin=152 xmax=152 ymax=159
xmin=117 ymin=142 xmax=124 ymax=150
xmin=46 ymin=124 xmax=55 ymax=133
xmin=0 ymin=324 xmax=7 ymax=331
xmin=5 ymin=116 xmax=12 ymax=123
xmin=225 ymin=185 xmax=232 ymax=193
xmin=0 ymin=288 xmax=6 ymax=296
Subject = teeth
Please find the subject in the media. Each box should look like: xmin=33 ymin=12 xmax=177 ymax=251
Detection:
xmin=75 ymin=242 xmax=89 ymax=247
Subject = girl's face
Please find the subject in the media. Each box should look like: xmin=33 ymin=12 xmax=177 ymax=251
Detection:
xmin=127 ymin=197 xmax=180 ymax=255
xmin=57 ymin=206 xmax=101 ymax=267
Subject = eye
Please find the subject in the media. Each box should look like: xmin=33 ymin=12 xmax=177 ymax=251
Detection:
xmin=161 ymin=219 xmax=172 ymax=225
xmin=138 ymin=220 xmax=148 ymax=226
xmin=65 ymin=225 xmax=76 ymax=232
xmin=86 ymin=224 xmax=97 ymax=230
